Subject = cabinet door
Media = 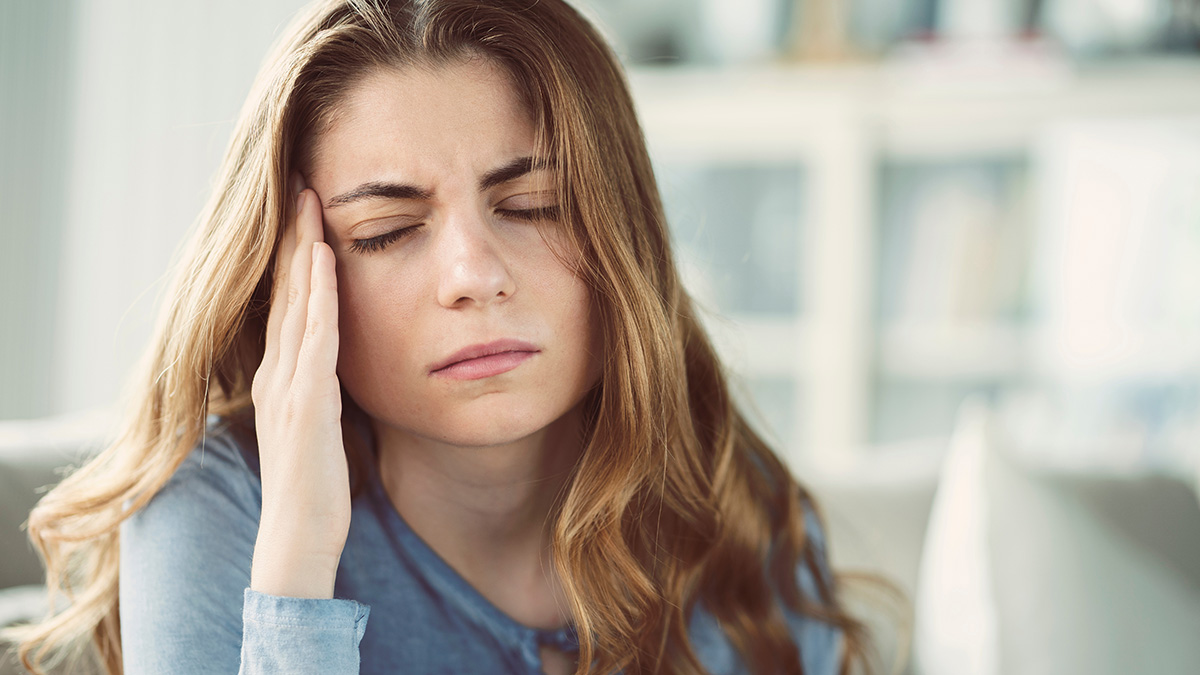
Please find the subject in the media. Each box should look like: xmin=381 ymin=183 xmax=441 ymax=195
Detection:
xmin=872 ymin=157 xmax=1032 ymax=443
xmin=657 ymin=159 xmax=809 ymax=455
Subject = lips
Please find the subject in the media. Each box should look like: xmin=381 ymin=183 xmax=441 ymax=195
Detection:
xmin=428 ymin=338 xmax=541 ymax=374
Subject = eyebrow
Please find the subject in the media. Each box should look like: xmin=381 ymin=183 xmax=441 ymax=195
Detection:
xmin=324 ymin=156 xmax=553 ymax=208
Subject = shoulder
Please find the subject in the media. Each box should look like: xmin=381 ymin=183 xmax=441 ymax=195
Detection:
xmin=143 ymin=415 xmax=261 ymax=518
xmin=797 ymin=497 xmax=835 ymax=599
xmin=120 ymin=414 xmax=263 ymax=562
xmin=118 ymin=415 xmax=264 ymax=672
xmin=689 ymin=499 xmax=844 ymax=675
xmin=787 ymin=501 xmax=844 ymax=675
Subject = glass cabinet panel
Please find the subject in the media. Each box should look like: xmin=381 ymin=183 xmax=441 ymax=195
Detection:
xmin=738 ymin=375 xmax=802 ymax=455
xmin=656 ymin=162 xmax=806 ymax=316
xmin=870 ymin=157 xmax=1033 ymax=444
xmin=875 ymin=158 xmax=1031 ymax=325
xmin=653 ymin=159 xmax=808 ymax=456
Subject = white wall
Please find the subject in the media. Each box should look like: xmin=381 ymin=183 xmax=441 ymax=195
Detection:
xmin=0 ymin=1 xmax=75 ymax=420
xmin=45 ymin=0 xmax=307 ymax=417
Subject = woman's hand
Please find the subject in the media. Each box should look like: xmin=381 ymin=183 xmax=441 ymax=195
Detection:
xmin=249 ymin=177 xmax=350 ymax=599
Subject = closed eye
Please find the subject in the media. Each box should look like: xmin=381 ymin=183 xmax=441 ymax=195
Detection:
xmin=496 ymin=206 xmax=560 ymax=222
xmin=348 ymin=224 xmax=422 ymax=254
xmin=347 ymin=206 xmax=561 ymax=255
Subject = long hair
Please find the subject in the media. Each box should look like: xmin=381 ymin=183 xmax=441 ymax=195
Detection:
xmin=8 ymin=1 xmax=878 ymax=673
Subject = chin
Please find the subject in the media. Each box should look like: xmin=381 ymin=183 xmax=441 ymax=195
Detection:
xmin=404 ymin=394 xmax=570 ymax=448
xmin=417 ymin=421 xmax=551 ymax=449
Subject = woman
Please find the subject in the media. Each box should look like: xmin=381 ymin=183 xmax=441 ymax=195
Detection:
xmin=9 ymin=0 xmax=874 ymax=673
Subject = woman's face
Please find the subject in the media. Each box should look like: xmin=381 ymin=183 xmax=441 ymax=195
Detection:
xmin=306 ymin=57 xmax=600 ymax=447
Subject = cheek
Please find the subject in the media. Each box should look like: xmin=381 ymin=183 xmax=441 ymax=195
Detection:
xmin=543 ymin=264 xmax=600 ymax=374
xmin=525 ymin=233 xmax=597 ymax=350
xmin=334 ymin=266 xmax=421 ymax=385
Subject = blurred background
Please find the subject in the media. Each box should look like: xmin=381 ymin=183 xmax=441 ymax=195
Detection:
xmin=2 ymin=1 xmax=1200 ymax=673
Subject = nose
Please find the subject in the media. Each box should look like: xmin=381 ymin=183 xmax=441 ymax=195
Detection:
xmin=436 ymin=212 xmax=516 ymax=308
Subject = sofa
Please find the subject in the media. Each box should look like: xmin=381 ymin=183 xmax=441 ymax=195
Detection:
xmin=776 ymin=393 xmax=1200 ymax=675
xmin=2 ymin=399 xmax=1198 ymax=675
xmin=1 ymin=410 xmax=112 ymax=675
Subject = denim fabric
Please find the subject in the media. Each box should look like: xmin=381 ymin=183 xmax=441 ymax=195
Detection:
xmin=118 ymin=417 xmax=842 ymax=674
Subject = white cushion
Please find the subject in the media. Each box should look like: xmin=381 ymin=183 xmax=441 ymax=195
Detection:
xmin=912 ymin=397 xmax=1000 ymax=675
xmin=806 ymin=439 xmax=944 ymax=675
xmin=914 ymin=396 xmax=1200 ymax=675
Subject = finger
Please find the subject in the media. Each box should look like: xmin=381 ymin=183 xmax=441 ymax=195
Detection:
xmin=277 ymin=189 xmax=317 ymax=380
xmin=295 ymin=242 xmax=340 ymax=390
xmin=298 ymin=180 xmax=325 ymax=244
xmin=264 ymin=189 xmax=302 ymax=366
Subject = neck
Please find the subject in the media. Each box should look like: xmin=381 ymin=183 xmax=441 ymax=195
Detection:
xmin=371 ymin=404 xmax=584 ymax=627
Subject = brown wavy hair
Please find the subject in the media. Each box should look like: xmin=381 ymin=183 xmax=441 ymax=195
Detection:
xmin=8 ymin=1 xmax=880 ymax=673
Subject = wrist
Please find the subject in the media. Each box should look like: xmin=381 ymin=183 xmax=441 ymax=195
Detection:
xmin=251 ymin=528 xmax=342 ymax=599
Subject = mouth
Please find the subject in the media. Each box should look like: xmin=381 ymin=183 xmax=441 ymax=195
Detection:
xmin=429 ymin=339 xmax=540 ymax=381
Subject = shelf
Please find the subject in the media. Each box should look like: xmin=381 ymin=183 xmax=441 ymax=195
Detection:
xmin=1028 ymin=325 xmax=1200 ymax=383
xmin=878 ymin=320 xmax=1025 ymax=380
xmin=876 ymin=321 xmax=1200 ymax=383
xmin=629 ymin=57 xmax=1200 ymax=161
xmin=699 ymin=313 xmax=808 ymax=379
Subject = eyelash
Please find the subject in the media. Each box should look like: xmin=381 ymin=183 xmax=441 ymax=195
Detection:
xmin=347 ymin=206 xmax=561 ymax=255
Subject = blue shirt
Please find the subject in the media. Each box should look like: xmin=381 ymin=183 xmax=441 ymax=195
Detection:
xmin=118 ymin=416 xmax=842 ymax=674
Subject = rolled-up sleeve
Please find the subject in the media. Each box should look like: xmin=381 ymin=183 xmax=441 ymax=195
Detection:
xmin=240 ymin=589 xmax=370 ymax=674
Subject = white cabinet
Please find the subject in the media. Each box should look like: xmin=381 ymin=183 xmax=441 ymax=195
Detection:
xmin=628 ymin=58 xmax=1200 ymax=471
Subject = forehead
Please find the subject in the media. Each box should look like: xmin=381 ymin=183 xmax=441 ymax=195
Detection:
xmin=308 ymin=57 xmax=537 ymax=187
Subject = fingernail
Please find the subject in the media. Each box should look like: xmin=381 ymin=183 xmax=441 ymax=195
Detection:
xmin=296 ymin=189 xmax=306 ymax=213
xmin=290 ymin=172 xmax=304 ymax=196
